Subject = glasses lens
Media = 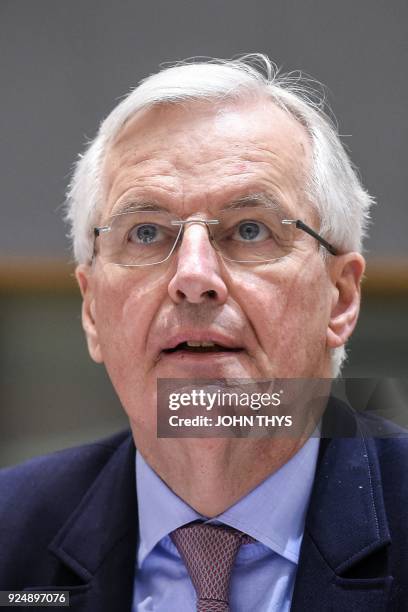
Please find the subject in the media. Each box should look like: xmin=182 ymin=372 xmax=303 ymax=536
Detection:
xmin=213 ymin=208 xmax=295 ymax=262
xmin=100 ymin=211 xmax=180 ymax=266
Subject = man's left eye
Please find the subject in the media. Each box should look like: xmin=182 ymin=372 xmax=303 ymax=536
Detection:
xmin=232 ymin=221 xmax=270 ymax=241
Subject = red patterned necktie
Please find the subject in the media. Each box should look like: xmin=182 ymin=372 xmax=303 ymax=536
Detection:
xmin=170 ymin=522 xmax=252 ymax=612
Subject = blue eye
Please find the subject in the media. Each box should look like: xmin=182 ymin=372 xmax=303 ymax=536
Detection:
xmin=239 ymin=222 xmax=260 ymax=240
xmin=130 ymin=224 xmax=159 ymax=244
xmin=234 ymin=221 xmax=269 ymax=241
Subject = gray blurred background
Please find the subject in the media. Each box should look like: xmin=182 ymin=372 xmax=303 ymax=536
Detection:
xmin=1 ymin=0 xmax=407 ymax=467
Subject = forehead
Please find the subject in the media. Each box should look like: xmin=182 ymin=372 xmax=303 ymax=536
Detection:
xmin=102 ymin=97 xmax=312 ymax=218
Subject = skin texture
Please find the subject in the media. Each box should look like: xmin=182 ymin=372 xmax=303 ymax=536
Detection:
xmin=76 ymin=98 xmax=365 ymax=516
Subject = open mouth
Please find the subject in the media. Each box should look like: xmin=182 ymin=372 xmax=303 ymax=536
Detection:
xmin=163 ymin=341 xmax=243 ymax=354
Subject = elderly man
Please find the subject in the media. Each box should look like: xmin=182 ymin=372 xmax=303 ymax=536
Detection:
xmin=1 ymin=55 xmax=407 ymax=611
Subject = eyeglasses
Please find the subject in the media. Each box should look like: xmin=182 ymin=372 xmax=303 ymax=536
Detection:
xmin=93 ymin=208 xmax=338 ymax=267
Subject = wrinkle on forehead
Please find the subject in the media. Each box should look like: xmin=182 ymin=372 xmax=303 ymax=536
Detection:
xmin=101 ymin=98 xmax=313 ymax=220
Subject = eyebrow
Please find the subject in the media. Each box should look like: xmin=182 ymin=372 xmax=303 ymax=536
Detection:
xmin=111 ymin=199 xmax=166 ymax=216
xmin=223 ymin=193 xmax=291 ymax=217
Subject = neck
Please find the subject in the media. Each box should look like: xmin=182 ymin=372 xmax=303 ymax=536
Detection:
xmin=134 ymin=436 xmax=307 ymax=516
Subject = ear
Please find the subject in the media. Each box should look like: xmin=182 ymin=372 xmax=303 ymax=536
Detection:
xmin=75 ymin=264 xmax=103 ymax=363
xmin=326 ymin=252 xmax=366 ymax=349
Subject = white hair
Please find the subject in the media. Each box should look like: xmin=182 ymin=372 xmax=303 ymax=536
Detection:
xmin=65 ymin=54 xmax=374 ymax=375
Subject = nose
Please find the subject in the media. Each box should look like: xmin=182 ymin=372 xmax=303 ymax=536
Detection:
xmin=167 ymin=221 xmax=229 ymax=305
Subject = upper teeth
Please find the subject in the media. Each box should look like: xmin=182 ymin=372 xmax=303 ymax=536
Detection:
xmin=186 ymin=341 xmax=216 ymax=347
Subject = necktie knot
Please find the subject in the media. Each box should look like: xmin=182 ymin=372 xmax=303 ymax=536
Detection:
xmin=171 ymin=522 xmax=252 ymax=611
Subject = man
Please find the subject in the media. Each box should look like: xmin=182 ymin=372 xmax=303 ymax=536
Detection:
xmin=1 ymin=55 xmax=407 ymax=611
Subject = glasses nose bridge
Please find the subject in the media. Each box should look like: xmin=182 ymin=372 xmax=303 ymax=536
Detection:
xmin=171 ymin=217 xmax=220 ymax=248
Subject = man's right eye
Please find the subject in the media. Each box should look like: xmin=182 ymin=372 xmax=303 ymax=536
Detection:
xmin=128 ymin=223 xmax=161 ymax=244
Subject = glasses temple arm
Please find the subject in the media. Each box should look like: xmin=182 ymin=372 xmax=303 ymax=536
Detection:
xmin=287 ymin=219 xmax=338 ymax=256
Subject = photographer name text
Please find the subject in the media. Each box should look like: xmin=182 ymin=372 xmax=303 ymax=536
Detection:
xmin=168 ymin=414 xmax=293 ymax=427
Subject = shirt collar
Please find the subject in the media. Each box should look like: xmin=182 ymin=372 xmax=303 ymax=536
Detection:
xmin=136 ymin=436 xmax=319 ymax=567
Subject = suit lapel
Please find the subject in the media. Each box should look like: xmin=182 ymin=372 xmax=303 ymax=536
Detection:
xmin=45 ymin=434 xmax=137 ymax=611
xmin=291 ymin=406 xmax=393 ymax=611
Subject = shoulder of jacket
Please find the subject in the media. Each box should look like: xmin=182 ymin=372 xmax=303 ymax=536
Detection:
xmin=0 ymin=429 xmax=132 ymax=517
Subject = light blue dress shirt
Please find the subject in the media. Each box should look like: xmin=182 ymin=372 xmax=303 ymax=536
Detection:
xmin=133 ymin=437 xmax=319 ymax=612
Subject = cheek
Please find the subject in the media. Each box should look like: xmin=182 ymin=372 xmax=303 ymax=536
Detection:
xmin=233 ymin=263 xmax=330 ymax=375
xmin=93 ymin=269 xmax=166 ymax=379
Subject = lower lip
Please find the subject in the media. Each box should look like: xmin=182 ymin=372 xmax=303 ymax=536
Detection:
xmin=160 ymin=350 xmax=244 ymax=361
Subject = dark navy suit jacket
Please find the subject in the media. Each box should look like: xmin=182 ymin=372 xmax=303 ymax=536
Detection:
xmin=1 ymin=403 xmax=408 ymax=611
